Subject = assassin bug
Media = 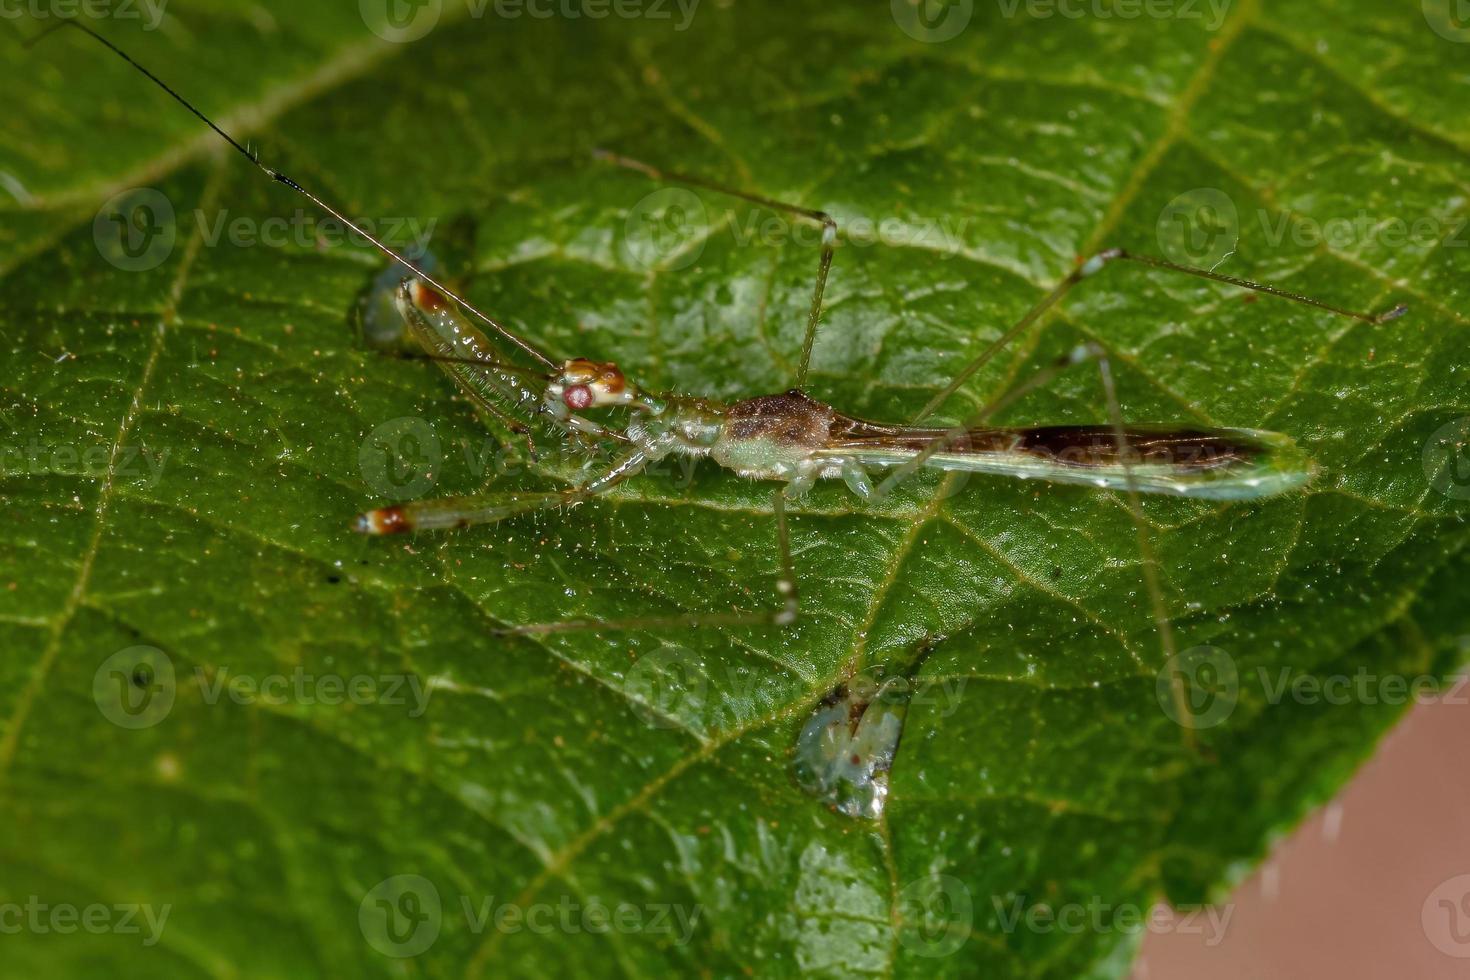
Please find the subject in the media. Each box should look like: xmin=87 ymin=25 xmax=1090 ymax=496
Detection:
xmin=38 ymin=19 xmax=1406 ymax=650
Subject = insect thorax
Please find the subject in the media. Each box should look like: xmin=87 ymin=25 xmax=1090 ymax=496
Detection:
xmin=708 ymin=390 xmax=837 ymax=481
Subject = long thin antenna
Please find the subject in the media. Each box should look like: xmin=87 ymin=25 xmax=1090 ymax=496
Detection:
xmin=26 ymin=18 xmax=557 ymax=370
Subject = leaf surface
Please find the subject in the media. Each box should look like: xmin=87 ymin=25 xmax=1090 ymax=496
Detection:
xmin=2 ymin=2 xmax=1468 ymax=976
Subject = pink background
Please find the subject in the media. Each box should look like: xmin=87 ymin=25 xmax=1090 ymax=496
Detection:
xmin=1134 ymin=692 xmax=1470 ymax=977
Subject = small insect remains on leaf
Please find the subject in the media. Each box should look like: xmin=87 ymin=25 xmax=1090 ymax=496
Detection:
xmin=792 ymin=673 xmax=911 ymax=820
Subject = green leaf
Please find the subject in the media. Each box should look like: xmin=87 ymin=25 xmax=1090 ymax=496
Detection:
xmin=3 ymin=1 xmax=1468 ymax=976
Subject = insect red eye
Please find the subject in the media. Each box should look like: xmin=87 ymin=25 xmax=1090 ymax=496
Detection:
xmin=564 ymin=384 xmax=594 ymax=410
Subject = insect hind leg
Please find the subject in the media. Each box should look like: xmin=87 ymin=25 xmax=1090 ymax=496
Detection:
xmin=1090 ymin=347 xmax=1200 ymax=753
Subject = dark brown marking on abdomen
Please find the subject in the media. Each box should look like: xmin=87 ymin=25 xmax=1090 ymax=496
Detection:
xmin=828 ymin=420 xmax=1262 ymax=472
xmin=724 ymin=389 xmax=838 ymax=451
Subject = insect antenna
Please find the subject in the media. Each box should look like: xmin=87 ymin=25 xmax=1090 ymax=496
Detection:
xmin=23 ymin=18 xmax=557 ymax=371
xmin=375 ymin=348 xmax=635 ymax=447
